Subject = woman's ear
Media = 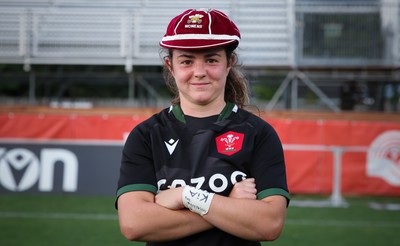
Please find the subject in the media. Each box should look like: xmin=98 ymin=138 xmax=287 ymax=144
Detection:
xmin=164 ymin=57 xmax=173 ymax=74
xmin=229 ymin=52 xmax=237 ymax=67
xmin=226 ymin=55 xmax=234 ymax=72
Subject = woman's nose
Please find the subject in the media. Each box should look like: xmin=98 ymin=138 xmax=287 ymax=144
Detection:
xmin=194 ymin=62 xmax=206 ymax=78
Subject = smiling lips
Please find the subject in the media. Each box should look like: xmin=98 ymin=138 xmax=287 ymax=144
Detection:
xmin=191 ymin=82 xmax=210 ymax=89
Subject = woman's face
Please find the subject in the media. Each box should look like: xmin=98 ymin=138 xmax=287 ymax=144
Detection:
xmin=167 ymin=48 xmax=231 ymax=107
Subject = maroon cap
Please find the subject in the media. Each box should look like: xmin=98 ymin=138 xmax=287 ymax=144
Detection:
xmin=160 ymin=8 xmax=240 ymax=50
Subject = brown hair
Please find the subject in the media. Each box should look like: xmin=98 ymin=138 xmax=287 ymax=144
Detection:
xmin=162 ymin=45 xmax=250 ymax=108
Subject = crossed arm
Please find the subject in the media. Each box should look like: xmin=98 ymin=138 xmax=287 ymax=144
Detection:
xmin=117 ymin=178 xmax=287 ymax=242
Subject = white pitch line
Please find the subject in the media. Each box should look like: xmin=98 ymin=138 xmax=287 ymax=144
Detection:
xmin=285 ymin=219 xmax=400 ymax=228
xmin=0 ymin=211 xmax=118 ymax=220
xmin=1 ymin=211 xmax=400 ymax=228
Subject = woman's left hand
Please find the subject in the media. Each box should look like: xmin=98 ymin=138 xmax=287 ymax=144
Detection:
xmin=229 ymin=178 xmax=257 ymax=200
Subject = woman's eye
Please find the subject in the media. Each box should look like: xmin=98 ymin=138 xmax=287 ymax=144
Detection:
xmin=181 ymin=60 xmax=192 ymax=65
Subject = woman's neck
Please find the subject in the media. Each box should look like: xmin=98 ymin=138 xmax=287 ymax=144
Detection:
xmin=180 ymin=100 xmax=226 ymax=118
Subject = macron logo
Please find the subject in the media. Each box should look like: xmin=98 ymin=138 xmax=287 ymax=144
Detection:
xmin=164 ymin=139 xmax=179 ymax=155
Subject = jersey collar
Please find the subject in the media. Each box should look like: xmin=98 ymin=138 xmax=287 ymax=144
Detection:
xmin=169 ymin=102 xmax=238 ymax=124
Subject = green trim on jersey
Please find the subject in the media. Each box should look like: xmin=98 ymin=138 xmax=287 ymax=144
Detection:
xmin=171 ymin=104 xmax=186 ymax=123
xmin=257 ymin=188 xmax=290 ymax=201
xmin=116 ymin=184 xmax=157 ymax=197
xmin=171 ymin=102 xmax=236 ymax=123
xmin=217 ymin=102 xmax=236 ymax=121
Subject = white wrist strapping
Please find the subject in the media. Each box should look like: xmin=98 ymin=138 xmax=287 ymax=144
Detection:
xmin=182 ymin=186 xmax=215 ymax=216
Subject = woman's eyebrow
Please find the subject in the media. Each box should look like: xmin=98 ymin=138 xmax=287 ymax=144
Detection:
xmin=177 ymin=54 xmax=195 ymax=59
xmin=204 ymin=53 xmax=221 ymax=58
xmin=176 ymin=52 xmax=221 ymax=59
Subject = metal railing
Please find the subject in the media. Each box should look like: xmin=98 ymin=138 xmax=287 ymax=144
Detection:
xmin=284 ymin=144 xmax=369 ymax=207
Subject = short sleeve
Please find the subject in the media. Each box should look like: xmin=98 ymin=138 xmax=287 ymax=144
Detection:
xmin=116 ymin=123 xmax=158 ymax=204
xmin=250 ymin=122 xmax=290 ymax=204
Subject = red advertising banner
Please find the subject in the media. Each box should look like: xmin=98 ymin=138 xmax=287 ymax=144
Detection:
xmin=267 ymin=118 xmax=400 ymax=196
xmin=1 ymin=110 xmax=399 ymax=197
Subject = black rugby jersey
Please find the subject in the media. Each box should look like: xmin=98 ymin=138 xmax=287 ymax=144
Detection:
xmin=117 ymin=102 xmax=290 ymax=246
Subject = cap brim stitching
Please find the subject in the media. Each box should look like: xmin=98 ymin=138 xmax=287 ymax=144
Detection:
xmin=161 ymin=34 xmax=240 ymax=42
xmin=159 ymin=39 xmax=238 ymax=50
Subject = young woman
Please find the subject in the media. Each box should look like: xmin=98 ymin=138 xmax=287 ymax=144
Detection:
xmin=116 ymin=8 xmax=290 ymax=246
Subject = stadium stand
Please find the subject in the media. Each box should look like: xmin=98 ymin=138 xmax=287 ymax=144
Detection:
xmin=1 ymin=0 xmax=397 ymax=68
xmin=0 ymin=0 xmax=295 ymax=69
xmin=233 ymin=0 xmax=295 ymax=67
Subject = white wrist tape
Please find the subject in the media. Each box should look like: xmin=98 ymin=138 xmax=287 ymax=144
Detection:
xmin=182 ymin=186 xmax=215 ymax=216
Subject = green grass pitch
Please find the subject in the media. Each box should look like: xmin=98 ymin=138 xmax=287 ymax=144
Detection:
xmin=0 ymin=194 xmax=399 ymax=246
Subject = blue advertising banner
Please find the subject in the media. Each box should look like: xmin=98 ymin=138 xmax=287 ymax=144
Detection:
xmin=0 ymin=141 xmax=124 ymax=196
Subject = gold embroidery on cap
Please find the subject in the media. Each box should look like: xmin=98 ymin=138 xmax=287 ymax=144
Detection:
xmin=185 ymin=14 xmax=203 ymax=28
